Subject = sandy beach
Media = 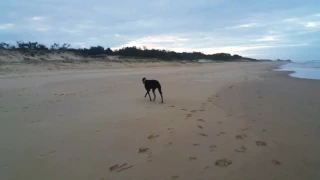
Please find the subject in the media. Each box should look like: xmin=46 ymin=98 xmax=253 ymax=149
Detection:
xmin=1 ymin=61 xmax=320 ymax=180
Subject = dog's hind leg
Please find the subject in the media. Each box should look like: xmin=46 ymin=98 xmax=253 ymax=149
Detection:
xmin=158 ymin=87 xmax=163 ymax=103
xmin=152 ymin=89 xmax=156 ymax=101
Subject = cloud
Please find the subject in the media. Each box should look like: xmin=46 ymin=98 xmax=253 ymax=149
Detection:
xmin=187 ymin=43 xmax=308 ymax=55
xmin=282 ymin=18 xmax=299 ymax=23
xmin=112 ymin=33 xmax=308 ymax=57
xmin=0 ymin=23 xmax=14 ymax=29
xmin=228 ymin=23 xmax=259 ymax=29
xmin=114 ymin=35 xmax=189 ymax=49
xmin=1 ymin=0 xmax=319 ymax=60
xmin=31 ymin=16 xmax=46 ymax=21
xmin=305 ymin=22 xmax=318 ymax=28
xmin=254 ymin=36 xmax=279 ymax=42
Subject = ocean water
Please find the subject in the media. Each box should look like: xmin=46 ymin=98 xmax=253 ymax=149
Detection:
xmin=276 ymin=60 xmax=320 ymax=80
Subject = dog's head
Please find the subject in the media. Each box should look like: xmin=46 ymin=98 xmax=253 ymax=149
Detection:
xmin=142 ymin=77 xmax=146 ymax=84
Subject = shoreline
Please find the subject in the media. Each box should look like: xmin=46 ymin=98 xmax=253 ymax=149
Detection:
xmin=1 ymin=61 xmax=319 ymax=180
xmin=275 ymin=62 xmax=320 ymax=81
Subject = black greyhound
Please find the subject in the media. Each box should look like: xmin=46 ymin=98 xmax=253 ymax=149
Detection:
xmin=142 ymin=77 xmax=163 ymax=103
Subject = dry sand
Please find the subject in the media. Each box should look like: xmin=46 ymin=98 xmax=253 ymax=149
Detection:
xmin=1 ymin=61 xmax=320 ymax=180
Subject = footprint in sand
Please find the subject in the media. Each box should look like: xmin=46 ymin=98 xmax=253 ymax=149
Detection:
xmin=204 ymin=166 xmax=210 ymax=170
xmin=235 ymin=146 xmax=247 ymax=152
xmin=236 ymin=134 xmax=247 ymax=140
xmin=272 ymin=159 xmax=282 ymax=166
xmin=181 ymin=108 xmax=188 ymax=111
xmin=39 ymin=150 xmax=56 ymax=158
xmin=148 ymin=135 xmax=159 ymax=139
xmin=191 ymin=110 xmax=197 ymax=113
xmin=186 ymin=114 xmax=192 ymax=118
xmin=199 ymin=109 xmax=205 ymax=112
xmin=189 ymin=157 xmax=197 ymax=161
xmin=172 ymin=175 xmax=180 ymax=179
xmin=198 ymin=133 xmax=208 ymax=137
xmin=109 ymin=163 xmax=133 ymax=172
xmin=229 ymin=85 xmax=234 ymax=89
xmin=217 ymin=132 xmax=226 ymax=136
xmin=242 ymin=128 xmax=248 ymax=131
xmin=168 ymin=128 xmax=174 ymax=134
xmin=193 ymin=143 xmax=200 ymax=147
xmin=168 ymin=105 xmax=175 ymax=108
xmin=262 ymin=129 xmax=267 ymax=132
xmin=256 ymin=141 xmax=267 ymax=146
xmin=164 ymin=142 xmax=173 ymax=148
xmin=138 ymin=147 xmax=150 ymax=153
xmin=215 ymin=95 xmax=220 ymax=97
xmin=147 ymin=154 xmax=153 ymax=163
xmin=209 ymin=145 xmax=217 ymax=152
xmin=215 ymin=158 xmax=232 ymax=167
xmin=197 ymin=119 xmax=205 ymax=122
xmin=197 ymin=125 xmax=203 ymax=129
xmin=217 ymin=121 xmax=223 ymax=124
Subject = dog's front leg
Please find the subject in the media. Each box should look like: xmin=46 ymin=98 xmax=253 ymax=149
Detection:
xmin=148 ymin=92 xmax=152 ymax=101
xmin=145 ymin=90 xmax=152 ymax=101
xmin=152 ymin=89 xmax=156 ymax=101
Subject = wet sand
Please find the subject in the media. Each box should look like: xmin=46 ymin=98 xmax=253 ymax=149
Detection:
xmin=1 ymin=61 xmax=319 ymax=180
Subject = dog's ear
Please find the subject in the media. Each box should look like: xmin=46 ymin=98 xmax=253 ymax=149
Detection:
xmin=142 ymin=77 xmax=146 ymax=83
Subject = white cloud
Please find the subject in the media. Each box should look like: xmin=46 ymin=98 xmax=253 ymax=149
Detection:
xmin=282 ymin=18 xmax=299 ymax=23
xmin=59 ymin=28 xmax=81 ymax=34
xmin=0 ymin=23 xmax=14 ymax=29
xmin=111 ymin=33 xmax=308 ymax=56
xmin=115 ymin=35 xmax=189 ymax=49
xmin=254 ymin=36 xmax=278 ymax=42
xmin=228 ymin=23 xmax=259 ymax=29
xmin=186 ymin=43 xmax=308 ymax=55
xmin=31 ymin=16 xmax=45 ymax=21
xmin=305 ymin=22 xmax=317 ymax=28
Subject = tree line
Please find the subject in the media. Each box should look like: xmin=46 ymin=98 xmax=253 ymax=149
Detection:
xmin=0 ymin=41 xmax=257 ymax=61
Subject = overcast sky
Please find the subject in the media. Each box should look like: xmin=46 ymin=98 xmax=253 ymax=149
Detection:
xmin=1 ymin=0 xmax=319 ymax=61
